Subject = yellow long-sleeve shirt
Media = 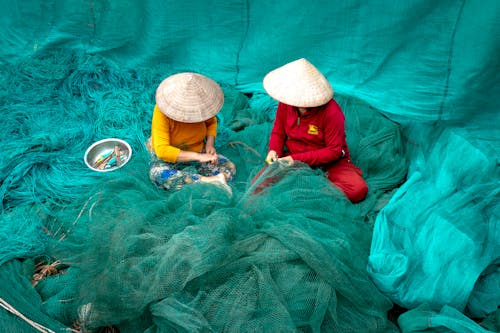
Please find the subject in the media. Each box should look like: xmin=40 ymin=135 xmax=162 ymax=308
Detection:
xmin=151 ymin=105 xmax=218 ymax=163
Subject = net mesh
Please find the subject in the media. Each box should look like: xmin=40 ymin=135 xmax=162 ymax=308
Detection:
xmin=0 ymin=1 xmax=499 ymax=332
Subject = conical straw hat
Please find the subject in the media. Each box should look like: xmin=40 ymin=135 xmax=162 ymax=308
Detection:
xmin=263 ymin=58 xmax=333 ymax=107
xmin=155 ymin=73 xmax=224 ymax=123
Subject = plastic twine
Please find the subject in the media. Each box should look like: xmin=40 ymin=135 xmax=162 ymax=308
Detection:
xmin=0 ymin=297 xmax=57 ymax=333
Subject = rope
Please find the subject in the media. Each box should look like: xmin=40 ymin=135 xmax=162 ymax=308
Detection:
xmin=437 ymin=0 xmax=466 ymax=121
xmin=0 ymin=297 xmax=56 ymax=333
xmin=234 ymin=0 xmax=250 ymax=86
xmin=228 ymin=140 xmax=262 ymax=158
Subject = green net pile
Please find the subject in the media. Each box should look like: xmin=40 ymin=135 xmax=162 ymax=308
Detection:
xmin=1 ymin=1 xmax=499 ymax=332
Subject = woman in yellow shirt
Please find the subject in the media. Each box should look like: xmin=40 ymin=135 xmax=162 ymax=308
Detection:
xmin=148 ymin=73 xmax=235 ymax=192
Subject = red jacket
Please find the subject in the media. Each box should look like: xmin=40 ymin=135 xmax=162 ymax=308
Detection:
xmin=268 ymin=99 xmax=349 ymax=167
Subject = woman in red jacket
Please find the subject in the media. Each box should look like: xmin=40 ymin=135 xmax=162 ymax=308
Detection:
xmin=262 ymin=58 xmax=368 ymax=203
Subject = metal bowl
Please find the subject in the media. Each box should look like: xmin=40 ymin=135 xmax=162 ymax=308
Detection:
xmin=84 ymin=138 xmax=132 ymax=172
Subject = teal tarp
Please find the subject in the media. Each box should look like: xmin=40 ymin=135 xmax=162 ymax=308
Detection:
xmin=0 ymin=1 xmax=499 ymax=332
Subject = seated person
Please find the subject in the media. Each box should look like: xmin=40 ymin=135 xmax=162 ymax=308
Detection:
xmin=148 ymin=72 xmax=235 ymax=193
xmin=260 ymin=58 xmax=367 ymax=203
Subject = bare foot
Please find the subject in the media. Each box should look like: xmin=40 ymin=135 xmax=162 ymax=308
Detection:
xmin=199 ymin=173 xmax=232 ymax=197
xmin=199 ymin=173 xmax=226 ymax=184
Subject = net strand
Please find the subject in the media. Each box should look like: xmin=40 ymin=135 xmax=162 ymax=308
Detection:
xmin=0 ymin=297 xmax=58 ymax=333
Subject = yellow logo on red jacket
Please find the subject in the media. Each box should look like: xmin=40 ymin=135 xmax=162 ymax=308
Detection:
xmin=308 ymin=124 xmax=318 ymax=135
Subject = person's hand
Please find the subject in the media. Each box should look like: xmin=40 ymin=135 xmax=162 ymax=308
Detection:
xmin=265 ymin=150 xmax=278 ymax=164
xmin=198 ymin=153 xmax=218 ymax=164
xmin=205 ymin=144 xmax=217 ymax=155
xmin=205 ymin=136 xmax=216 ymax=155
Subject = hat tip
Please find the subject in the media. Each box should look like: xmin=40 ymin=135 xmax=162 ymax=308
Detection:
xmin=294 ymin=57 xmax=309 ymax=64
xmin=262 ymin=57 xmax=333 ymax=107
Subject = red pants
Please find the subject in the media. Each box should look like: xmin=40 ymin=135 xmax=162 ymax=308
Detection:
xmin=251 ymin=158 xmax=368 ymax=203
xmin=324 ymin=158 xmax=368 ymax=203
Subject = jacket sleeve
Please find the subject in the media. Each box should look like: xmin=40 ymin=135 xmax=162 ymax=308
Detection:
xmin=290 ymin=104 xmax=345 ymax=166
xmin=151 ymin=105 xmax=181 ymax=162
xmin=205 ymin=116 xmax=217 ymax=137
xmin=268 ymin=103 xmax=287 ymax=156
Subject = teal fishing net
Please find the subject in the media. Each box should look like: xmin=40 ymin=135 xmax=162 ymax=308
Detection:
xmin=1 ymin=1 xmax=499 ymax=332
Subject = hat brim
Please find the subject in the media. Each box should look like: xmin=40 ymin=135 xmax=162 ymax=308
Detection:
xmin=263 ymin=58 xmax=333 ymax=107
xmin=156 ymin=73 xmax=224 ymax=123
